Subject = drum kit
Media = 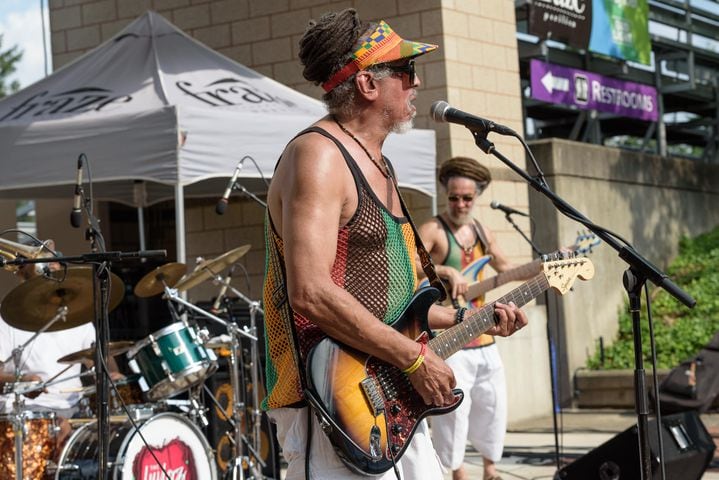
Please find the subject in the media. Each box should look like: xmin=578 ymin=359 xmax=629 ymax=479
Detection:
xmin=0 ymin=244 xmax=274 ymax=480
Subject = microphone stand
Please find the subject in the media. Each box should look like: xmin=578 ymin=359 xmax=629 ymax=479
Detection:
xmin=3 ymin=251 xmax=166 ymax=480
xmin=500 ymin=212 xmax=563 ymax=471
xmin=470 ymin=128 xmax=695 ymax=480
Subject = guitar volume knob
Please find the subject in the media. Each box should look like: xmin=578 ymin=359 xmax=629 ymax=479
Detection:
xmin=390 ymin=404 xmax=401 ymax=415
xmin=391 ymin=424 xmax=403 ymax=434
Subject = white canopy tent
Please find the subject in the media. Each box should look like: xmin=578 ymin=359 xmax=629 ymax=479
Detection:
xmin=0 ymin=11 xmax=437 ymax=262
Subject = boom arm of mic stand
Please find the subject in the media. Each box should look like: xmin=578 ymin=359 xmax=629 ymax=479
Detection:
xmin=210 ymin=273 xmax=264 ymax=316
xmin=471 ymin=130 xmax=695 ymax=308
xmin=233 ymin=182 xmax=267 ymax=209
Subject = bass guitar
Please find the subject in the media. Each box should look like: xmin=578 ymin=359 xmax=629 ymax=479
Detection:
xmin=420 ymin=231 xmax=600 ymax=307
xmin=305 ymin=255 xmax=595 ymax=475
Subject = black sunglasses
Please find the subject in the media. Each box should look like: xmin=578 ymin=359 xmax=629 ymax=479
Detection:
xmin=447 ymin=194 xmax=476 ymax=203
xmin=384 ymin=60 xmax=416 ymax=85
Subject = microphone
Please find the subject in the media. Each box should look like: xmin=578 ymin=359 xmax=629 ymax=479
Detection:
xmin=211 ymin=264 xmax=236 ymax=312
xmin=490 ymin=201 xmax=529 ymax=217
xmin=70 ymin=155 xmax=84 ymax=228
xmin=430 ymin=101 xmax=516 ymax=136
xmin=215 ymin=158 xmax=246 ymax=215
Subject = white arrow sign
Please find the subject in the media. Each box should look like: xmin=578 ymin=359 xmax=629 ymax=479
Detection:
xmin=541 ymin=71 xmax=570 ymax=94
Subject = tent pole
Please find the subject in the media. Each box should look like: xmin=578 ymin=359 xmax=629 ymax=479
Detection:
xmin=137 ymin=206 xmax=146 ymax=251
xmin=175 ymin=184 xmax=186 ymax=264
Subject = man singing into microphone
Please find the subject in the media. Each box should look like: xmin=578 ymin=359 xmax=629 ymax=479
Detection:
xmin=416 ymin=157 xmax=539 ymax=480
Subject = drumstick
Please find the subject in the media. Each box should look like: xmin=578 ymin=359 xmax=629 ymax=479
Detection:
xmin=43 ymin=364 xmax=74 ymax=386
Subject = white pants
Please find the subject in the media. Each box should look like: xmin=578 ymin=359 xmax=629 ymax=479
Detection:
xmin=268 ymin=406 xmax=445 ymax=479
xmin=430 ymin=345 xmax=507 ymax=470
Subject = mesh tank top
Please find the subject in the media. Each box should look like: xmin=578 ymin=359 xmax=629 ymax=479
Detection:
xmin=262 ymin=126 xmax=419 ymax=410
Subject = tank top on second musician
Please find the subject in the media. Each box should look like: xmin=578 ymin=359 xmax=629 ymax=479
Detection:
xmin=437 ymin=215 xmax=495 ymax=349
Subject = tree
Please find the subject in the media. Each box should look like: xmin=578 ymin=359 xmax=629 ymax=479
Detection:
xmin=0 ymin=34 xmax=23 ymax=98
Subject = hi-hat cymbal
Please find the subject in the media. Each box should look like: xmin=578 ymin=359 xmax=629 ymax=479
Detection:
xmin=134 ymin=263 xmax=187 ymax=298
xmin=56 ymin=341 xmax=136 ymax=364
xmin=174 ymin=244 xmax=251 ymax=292
xmin=0 ymin=267 xmax=125 ymax=332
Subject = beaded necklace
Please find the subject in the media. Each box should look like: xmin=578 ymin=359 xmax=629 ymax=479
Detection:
xmin=334 ymin=117 xmax=390 ymax=179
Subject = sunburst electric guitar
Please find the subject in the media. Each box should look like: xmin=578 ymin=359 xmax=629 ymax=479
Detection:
xmin=305 ymin=255 xmax=595 ymax=476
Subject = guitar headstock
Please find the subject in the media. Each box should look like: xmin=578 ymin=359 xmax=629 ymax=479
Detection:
xmin=570 ymin=231 xmax=602 ymax=255
xmin=541 ymin=256 xmax=595 ymax=295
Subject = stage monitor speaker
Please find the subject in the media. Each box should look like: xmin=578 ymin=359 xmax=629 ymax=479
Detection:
xmin=557 ymin=411 xmax=715 ymax=480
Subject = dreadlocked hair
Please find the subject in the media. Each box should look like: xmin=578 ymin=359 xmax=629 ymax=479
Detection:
xmin=298 ymin=9 xmax=379 ymax=117
xmin=438 ymin=157 xmax=492 ymax=190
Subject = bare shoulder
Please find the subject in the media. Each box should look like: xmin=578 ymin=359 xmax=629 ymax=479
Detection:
xmin=418 ymin=215 xmax=443 ymax=236
xmin=418 ymin=216 xmax=446 ymax=253
xmin=268 ymin=121 xmax=357 ymax=232
xmin=274 ymin=124 xmax=349 ymax=189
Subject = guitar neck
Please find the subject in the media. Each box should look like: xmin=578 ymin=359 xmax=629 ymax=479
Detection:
xmin=463 ymin=258 xmax=542 ymax=303
xmin=431 ymin=271 xmax=549 ymax=359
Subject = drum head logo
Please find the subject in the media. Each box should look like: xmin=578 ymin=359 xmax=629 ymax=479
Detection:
xmin=132 ymin=438 xmax=197 ymax=480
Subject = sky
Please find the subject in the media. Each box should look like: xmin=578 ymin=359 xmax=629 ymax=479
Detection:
xmin=0 ymin=0 xmax=51 ymax=90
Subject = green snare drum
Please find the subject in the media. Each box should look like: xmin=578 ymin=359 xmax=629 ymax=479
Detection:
xmin=126 ymin=322 xmax=217 ymax=401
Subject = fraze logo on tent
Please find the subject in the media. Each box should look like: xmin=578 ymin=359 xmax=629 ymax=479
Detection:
xmin=176 ymin=78 xmax=299 ymax=109
xmin=0 ymin=88 xmax=132 ymax=122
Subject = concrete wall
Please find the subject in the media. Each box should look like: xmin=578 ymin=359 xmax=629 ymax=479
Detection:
xmin=528 ymin=138 xmax=719 ymax=405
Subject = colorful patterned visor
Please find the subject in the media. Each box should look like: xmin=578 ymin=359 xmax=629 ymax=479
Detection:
xmin=321 ymin=20 xmax=438 ymax=93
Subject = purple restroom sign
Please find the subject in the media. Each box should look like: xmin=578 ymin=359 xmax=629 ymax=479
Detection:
xmin=530 ymin=59 xmax=658 ymax=122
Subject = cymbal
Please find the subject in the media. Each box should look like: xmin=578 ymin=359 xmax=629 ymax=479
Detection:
xmin=56 ymin=341 xmax=136 ymax=364
xmin=134 ymin=263 xmax=187 ymax=297
xmin=0 ymin=267 xmax=125 ymax=332
xmin=174 ymin=244 xmax=251 ymax=292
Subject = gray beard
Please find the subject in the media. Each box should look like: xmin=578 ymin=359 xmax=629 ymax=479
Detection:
xmin=447 ymin=211 xmax=473 ymax=226
xmin=391 ymin=117 xmax=414 ymax=134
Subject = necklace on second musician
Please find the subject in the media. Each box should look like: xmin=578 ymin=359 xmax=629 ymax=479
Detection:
xmin=334 ymin=117 xmax=391 ymax=179
xmin=446 ymin=216 xmax=476 ymax=258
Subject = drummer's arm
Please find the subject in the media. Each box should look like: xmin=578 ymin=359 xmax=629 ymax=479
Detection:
xmin=0 ymin=371 xmax=45 ymax=398
xmin=108 ymin=357 xmax=124 ymax=381
xmin=81 ymin=357 xmax=124 ymax=381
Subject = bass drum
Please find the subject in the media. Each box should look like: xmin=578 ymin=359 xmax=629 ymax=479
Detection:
xmin=55 ymin=413 xmax=217 ymax=480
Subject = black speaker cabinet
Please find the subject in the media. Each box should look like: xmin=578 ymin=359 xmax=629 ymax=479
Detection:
xmin=557 ymin=411 xmax=715 ymax=480
xmin=204 ymin=365 xmax=280 ymax=478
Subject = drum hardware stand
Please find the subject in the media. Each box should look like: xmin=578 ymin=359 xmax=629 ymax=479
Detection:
xmin=207 ymin=273 xmax=266 ymax=480
xmin=189 ymin=383 xmax=210 ymax=428
xmin=1 ymin=305 xmax=68 ymax=480
xmin=163 ymin=285 xmax=264 ymax=479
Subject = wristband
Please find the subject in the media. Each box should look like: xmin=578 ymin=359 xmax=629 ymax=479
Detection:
xmin=454 ymin=307 xmax=467 ymax=325
xmin=403 ymin=342 xmax=427 ymax=375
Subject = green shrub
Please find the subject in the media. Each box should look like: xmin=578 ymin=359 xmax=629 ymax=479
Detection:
xmin=587 ymin=225 xmax=719 ymax=370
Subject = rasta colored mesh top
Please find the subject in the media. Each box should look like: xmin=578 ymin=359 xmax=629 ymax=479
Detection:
xmin=261 ymin=127 xmax=418 ymax=410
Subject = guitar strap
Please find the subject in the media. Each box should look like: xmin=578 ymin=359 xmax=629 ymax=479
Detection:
xmin=472 ymin=219 xmax=490 ymax=254
xmin=387 ymin=161 xmax=448 ymax=303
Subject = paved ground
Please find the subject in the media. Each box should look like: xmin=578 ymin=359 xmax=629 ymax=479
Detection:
xmin=273 ymin=409 xmax=718 ymax=479
xmin=446 ymin=409 xmax=719 ymax=480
